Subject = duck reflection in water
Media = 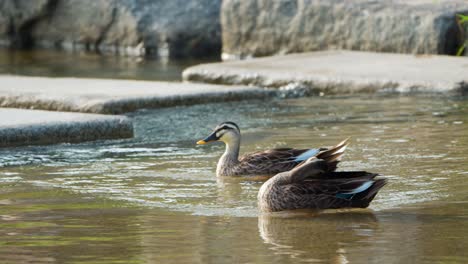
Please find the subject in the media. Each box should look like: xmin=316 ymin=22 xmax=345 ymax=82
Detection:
xmin=258 ymin=211 xmax=379 ymax=263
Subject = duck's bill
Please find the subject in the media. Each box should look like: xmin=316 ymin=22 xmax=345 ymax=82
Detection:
xmin=196 ymin=132 xmax=218 ymax=145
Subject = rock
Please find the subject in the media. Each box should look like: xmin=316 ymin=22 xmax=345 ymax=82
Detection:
xmin=31 ymin=0 xmax=142 ymax=56
xmin=183 ymin=50 xmax=468 ymax=95
xmin=221 ymin=0 xmax=468 ymax=60
xmin=0 ymin=75 xmax=272 ymax=114
xmin=0 ymin=0 xmax=222 ymax=59
xmin=0 ymin=0 xmax=51 ymax=47
xmin=460 ymin=14 xmax=468 ymax=56
xmin=123 ymin=0 xmax=222 ymax=59
xmin=0 ymin=108 xmax=133 ymax=148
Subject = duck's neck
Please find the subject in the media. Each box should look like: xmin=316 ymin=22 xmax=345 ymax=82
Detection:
xmin=258 ymin=172 xmax=290 ymax=212
xmin=216 ymin=138 xmax=240 ymax=176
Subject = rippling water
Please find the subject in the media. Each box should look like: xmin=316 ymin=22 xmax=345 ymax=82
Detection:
xmin=1 ymin=95 xmax=467 ymax=263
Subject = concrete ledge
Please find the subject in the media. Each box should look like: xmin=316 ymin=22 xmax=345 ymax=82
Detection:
xmin=0 ymin=108 xmax=133 ymax=148
xmin=183 ymin=50 xmax=468 ymax=95
xmin=0 ymin=76 xmax=272 ymax=114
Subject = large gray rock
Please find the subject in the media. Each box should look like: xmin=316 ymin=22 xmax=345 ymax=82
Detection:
xmin=0 ymin=0 xmax=51 ymax=47
xmin=31 ymin=0 xmax=141 ymax=55
xmin=460 ymin=14 xmax=468 ymax=56
xmin=0 ymin=0 xmax=222 ymax=59
xmin=0 ymin=75 xmax=271 ymax=114
xmin=0 ymin=108 xmax=133 ymax=148
xmin=221 ymin=0 xmax=468 ymax=60
xmin=123 ymin=0 xmax=222 ymax=58
xmin=183 ymin=50 xmax=468 ymax=95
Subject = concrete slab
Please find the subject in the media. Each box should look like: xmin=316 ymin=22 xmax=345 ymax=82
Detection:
xmin=0 ymin=108 xmax=133 ymax=148
xmin=0 ymin=76 xmax=271 ymax=114
xmin=183 ymin=50 xmax=468 ymax=94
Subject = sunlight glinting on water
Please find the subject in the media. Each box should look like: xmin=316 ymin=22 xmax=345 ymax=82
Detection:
xmin=1 ymin=96 xmax=467 ymax=218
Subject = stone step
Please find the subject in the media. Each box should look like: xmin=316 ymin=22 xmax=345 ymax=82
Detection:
xmin=183 ymin=50 xmax=468 ymax=94
xmin=0 ymin=75 xmax=270 ymax=114
xmin=0 ymin=108 xmax=133 ymax=148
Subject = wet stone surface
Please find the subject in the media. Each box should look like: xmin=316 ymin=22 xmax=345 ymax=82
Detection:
xmin=184 ymin=50 xmax=468 ymax=95
xmin=0 ymin=108 xmax=133 ymax=147
xmin=0 ymin=75 xmax=272 ymax=114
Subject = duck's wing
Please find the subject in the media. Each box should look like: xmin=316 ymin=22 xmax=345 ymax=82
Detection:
xmin=288 ymin=138 xmax=350 ymax=181
xmin=292 ymin=138 xmax=350 ymax=172
xmin=242 ymin=148 xmax=312 ymax=163
xmin=238 ymin=148 xmax=311 ymax=175
xmin=237 ymin=138 xmax=350 ymax=176
xmin=284 ymin=172 xmax=387 ymax=209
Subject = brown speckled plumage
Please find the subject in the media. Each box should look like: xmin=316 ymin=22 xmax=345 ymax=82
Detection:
xmin=258 ymin=158 xmax=387 ymax=213
xmin=197 ymin=122 xmax=349 ymax=177
xmin=217 ymin=147 xmax=321 ymax=177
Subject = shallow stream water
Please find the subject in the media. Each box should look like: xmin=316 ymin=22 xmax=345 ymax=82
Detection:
xmin=0 ymin=49 xmax=468 ymax=263
xmin=0 ymin=48 xmax=212 ymax=81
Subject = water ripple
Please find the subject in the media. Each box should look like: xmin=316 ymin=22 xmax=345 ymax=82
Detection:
xmin=1 ymin=96 xmax=467 ymax=217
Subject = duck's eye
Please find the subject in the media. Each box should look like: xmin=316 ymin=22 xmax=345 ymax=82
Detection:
xmin=221 ymin=124 xmax=237 ymax=131
xmin=216 ymin=126 xmax=229 ymax=132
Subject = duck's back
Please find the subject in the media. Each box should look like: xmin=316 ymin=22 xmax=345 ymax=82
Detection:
xmin=259 ymin=171 xmax=387 ymax=212
xmin=287 ymin=172 xmax=385 ymax=208
xmin=236 ymin=148 xmax=310 ymax=176
xmin=218 ymin=138 xmax=349 ymax=177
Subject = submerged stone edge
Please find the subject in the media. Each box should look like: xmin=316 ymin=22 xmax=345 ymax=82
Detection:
xmin=0 ymin=116 xmax=134 ymax=148
xmin=98 ymin=88 xmax=275 ymax=114
xmin=0 ymin=83 xmax=273 ymax=114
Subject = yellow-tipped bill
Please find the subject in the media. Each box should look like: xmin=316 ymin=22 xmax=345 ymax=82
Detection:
xmin=196 ymin=131 xmax=219 ymax=145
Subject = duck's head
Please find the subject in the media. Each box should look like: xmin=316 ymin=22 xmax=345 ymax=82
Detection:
xmin=197 ymin=122 xmax=240 ymax=145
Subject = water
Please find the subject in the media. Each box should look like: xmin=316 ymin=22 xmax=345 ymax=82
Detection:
xmin=1 ymin=49 xmax=468 ymax=263
xmin=0 ymin=48 xmax=216 ymax=81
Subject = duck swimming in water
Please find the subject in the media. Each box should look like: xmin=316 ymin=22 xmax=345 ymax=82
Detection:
xmin=196 ymin=121 xmax=349 ymax=177
xmin=257 ymin=156 xmax=387 ymax=213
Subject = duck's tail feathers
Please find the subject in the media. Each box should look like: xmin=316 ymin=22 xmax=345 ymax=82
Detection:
xmin=315 ymin=137 xmax=350 ymax=171
xmin=317 ymin=137 xmax=349 ymax=161
xmin=351 ymin=178 xmax=388 ymax=208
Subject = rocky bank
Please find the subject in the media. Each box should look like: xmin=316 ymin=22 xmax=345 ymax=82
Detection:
xmin=0 ymin=0 xmax=221 ymax=58
xmin=221 ymin=0 xmax=468 ymax=59
xmin=1 ymin=0 xmax=467 ymax=60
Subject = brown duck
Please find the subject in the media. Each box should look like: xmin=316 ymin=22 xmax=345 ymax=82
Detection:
xmin=197 ymin=121 xmax=349 ymax=177
xmin=257 ymin=153 xmax=387 ymax=212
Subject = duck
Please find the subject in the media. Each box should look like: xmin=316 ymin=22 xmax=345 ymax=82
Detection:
xmin=257 ymin=154 xmax=387 ymax=212
xmin=196 ymin=121 xmax=349 ymax=177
